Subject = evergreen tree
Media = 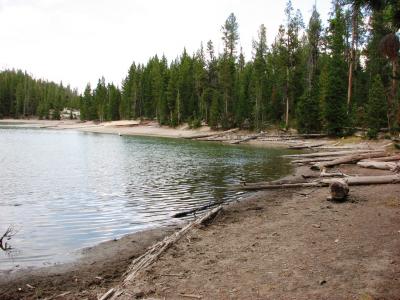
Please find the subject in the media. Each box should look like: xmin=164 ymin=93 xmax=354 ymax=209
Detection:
xmin=323 ymin=2 xmax=348 ymax=136
xmin=252 ymin=24 xmax=269 ymax=130
xmin=297 ymin=6 xmax=322 ymax=133
xmin=367 ymin=75 xmax=387 ymax=138
xmin=220 ymin=13 xmax=239 ymax=128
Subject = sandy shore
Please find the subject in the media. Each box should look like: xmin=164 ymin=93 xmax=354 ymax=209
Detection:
xmin=0 ymin=119 xmax=216 ymax=139
xmin=1 ymin=119 xmax=399 ymax=299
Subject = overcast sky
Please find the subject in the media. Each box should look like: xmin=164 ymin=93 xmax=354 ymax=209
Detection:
xmin=0 ymin=0 xmax=331 ymax=92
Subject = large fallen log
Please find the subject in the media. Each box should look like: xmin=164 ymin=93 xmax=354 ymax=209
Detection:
xmin=237 ymin=182 xmax=321 ymax=190
xmin=284 ymin=149 xmax=381 ymax=159
xmin=184 ymin=128 xmax=239 ymax=140
xmin=311 ymin=152 xmax=386 ymax=171
xmin=325 ymin=174 xmax=400 ymax=185
xmin=289 ymin=142 xmax=326 ymax=149
xmin=236 ymin=174 xmax=400 ymax=191
xmin=357 ymin=161 xmax=400 ymax=172
xmin=292 ymin=156 xmax=343 ymax=164
xmin=361 ymin=154 xmax=400 ymax=162
xmin=230 ymin=132 xmax=265 ymax=144
xmin=101 ymin=206 xmax=223 ymax=300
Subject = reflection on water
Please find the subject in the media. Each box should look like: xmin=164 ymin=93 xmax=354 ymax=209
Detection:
xmin=0 ymin=128 xmax=293 ymax=270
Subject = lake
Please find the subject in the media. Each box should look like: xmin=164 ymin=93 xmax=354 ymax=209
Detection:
xmin=0 ymin=127 xmax=293 ymax=270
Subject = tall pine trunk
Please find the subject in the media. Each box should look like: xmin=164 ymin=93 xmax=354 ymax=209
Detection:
xmin=347 ymin=4 xmax=358 ymax=113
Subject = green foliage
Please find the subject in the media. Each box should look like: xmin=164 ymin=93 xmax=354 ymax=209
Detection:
xmin=322 ymin=3 xmax=348 ymax=136
xmin=1 ymin=3 xmax=395 ymax=137
xmin=296 ymin=6 xmax=321 ymax=133
xmin=0 ymin=70 xmax=79 ymax=118
xmin=367 ymin=75 xmax=387 ymax=138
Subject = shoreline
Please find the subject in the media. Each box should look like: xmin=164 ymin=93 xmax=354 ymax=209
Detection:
xmin=1 ymin=119 xmax=399 ymax=299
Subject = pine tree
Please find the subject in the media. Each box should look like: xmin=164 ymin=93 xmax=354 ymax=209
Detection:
xmin=220 ymin=13 xmax=239 ymax=128
xmin=252 ymin=24 xmax=269 ymax=130
xmin=297 ymin=6 xmax=322 ymax=133
xmin=367 ymin=75 xmax=387 ymax=138
xmin=323 ymin=2 xmax=348 ymax=136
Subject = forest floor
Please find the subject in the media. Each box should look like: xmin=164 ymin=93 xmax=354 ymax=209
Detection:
xmin=0 ymin=119 xmax=399 ymax=299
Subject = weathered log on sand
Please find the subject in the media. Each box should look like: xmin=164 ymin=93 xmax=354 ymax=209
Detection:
xmin=357 ymin=161 xmax=400 ymax=171
xmin=292 ymin=156 xmax=343 ymax=164
xmin=328 ymin=179 xmax=349 ymax=201
xmin=323 ymin=174 xmax=400 ymax=185
xmin=311 ymin=152 xmax=386 ymax=171
xmin=289 ymin=142 xmax=326 ymax=149
xmin=230 ymin=132 xmax=265 ymax=144
xmin=361 ymin=154 xmax=400 ymax=162
xmin=284 ymin=149 xmax=380 ymax=159
xmin=184 ymin=128 xmax=239 ymax=140
xmin=101 ymin=206 xmax=223 ymax=300
xmin=237 ymin=182 xmax=322 ymax=190
xmin=236 ymin=174 xmax=400 ymax=191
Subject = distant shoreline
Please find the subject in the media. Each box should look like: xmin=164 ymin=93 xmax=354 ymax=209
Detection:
xmin=0 ymin=119 xmax=219 ymax=139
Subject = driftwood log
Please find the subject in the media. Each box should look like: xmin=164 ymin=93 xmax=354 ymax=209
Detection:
xmin=237 ymin=174 xmax=400 ymax=191
xmin=362 ymin=154 xmax=400 ymax=162
xmin=289 ymin=142 xmax=326 ymax=149
xmin=184 ymin=128 xmax=239 ymax=140
xmin=311 ymin=152 xmax=386 ymax=171
xmin=230 ymin=132 xmax=265 ymax=144
xmin=357 ymin=161 xmax=400 ymax=172
xmin=102 ymin=206 xmax=223 ymax=300
xmin=172 ymin=202 xmax=220 ymax=218
xmin=284 ymin=149 xmax=380 ymax=159
xmin=327 ymin=179 xmax=349 ymax=201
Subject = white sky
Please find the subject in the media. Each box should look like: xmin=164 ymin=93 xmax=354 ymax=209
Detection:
xmin=0 ymin=0 xmax=331 ymax=92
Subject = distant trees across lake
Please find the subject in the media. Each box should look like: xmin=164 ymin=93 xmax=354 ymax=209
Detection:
xmin=0 ymin=70 xmax=79 ymax=120
xmin=2 ymin=1 xmax=400 ymax=136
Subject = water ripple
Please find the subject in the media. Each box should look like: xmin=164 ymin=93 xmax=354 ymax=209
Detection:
xmin=0 ymin=128 xmax=293 ymax=270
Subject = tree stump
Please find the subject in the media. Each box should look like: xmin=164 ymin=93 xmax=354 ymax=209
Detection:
xmin=327 ymin=179 xmax=349 ymax=201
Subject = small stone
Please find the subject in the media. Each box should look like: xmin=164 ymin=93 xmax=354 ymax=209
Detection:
xmin=312 ymin=224 xmax=321 ymax=228
xmin=319 ymin=280 xmax=327 ymax=285
xmin=334 ymin=239 xmax=339 ymax=243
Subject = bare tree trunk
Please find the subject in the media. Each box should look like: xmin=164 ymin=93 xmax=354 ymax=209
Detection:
xmin=285 ymin=67 xmax=290 ymax=128
xmin=393 ymin=57 xmax=399 ymax=126
xmin=347 ymin=3 xmax=358 ymax=112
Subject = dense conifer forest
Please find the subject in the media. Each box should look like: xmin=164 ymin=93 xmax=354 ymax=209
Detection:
xmin=0 ymin=70 xmax=80 ymax=119
xmin=1 ymin=0 xmax=400 ymax=136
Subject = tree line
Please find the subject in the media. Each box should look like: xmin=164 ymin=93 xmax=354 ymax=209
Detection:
xmin=2 ymin=0 xmax=400 ymax=137
xmin=0 ymin=69 xmax=80 ymax=119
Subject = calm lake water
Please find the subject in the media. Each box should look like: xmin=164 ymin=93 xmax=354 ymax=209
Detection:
xmin=0 ymin=128 xmax=293 ymax=270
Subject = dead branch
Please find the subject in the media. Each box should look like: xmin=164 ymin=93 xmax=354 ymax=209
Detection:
xmin=102 ymin=206 xmax=222 ymax=299
xmin=0 ymin=226 xmax=17 ymax=252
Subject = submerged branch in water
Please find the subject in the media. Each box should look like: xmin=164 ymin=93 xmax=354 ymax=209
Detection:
xmin=0 ymin=226 xmax=17 ymax=252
